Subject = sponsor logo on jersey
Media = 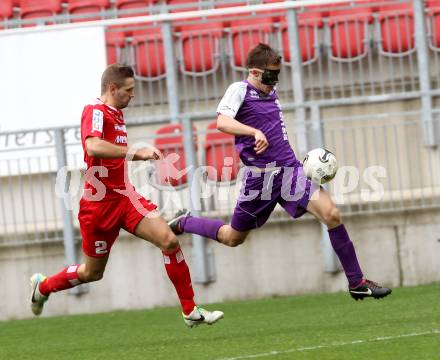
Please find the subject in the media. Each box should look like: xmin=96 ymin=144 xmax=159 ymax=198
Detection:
xmin=114 ymin=124 xmax=127 ymax=132
xmin=92 ymin=109 xmax=104 ymax=132
xmin=249 ymin=89 xmax=259 ymax=99
xmin=115 ymin=135 xmax=127 ymax=144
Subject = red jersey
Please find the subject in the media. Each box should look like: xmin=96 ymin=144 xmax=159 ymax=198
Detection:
xmin=80 ymin=98 xmax=130 ymax=199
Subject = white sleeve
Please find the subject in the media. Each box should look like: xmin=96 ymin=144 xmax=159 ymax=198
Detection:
xmin=216 ymin=82 xmax=247 ymax=119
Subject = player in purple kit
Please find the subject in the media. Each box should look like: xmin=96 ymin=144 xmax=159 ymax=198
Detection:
xmin=169 ymin=44 xmax=391 ymax=300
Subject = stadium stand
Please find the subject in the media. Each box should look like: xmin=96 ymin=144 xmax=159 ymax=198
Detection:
xmin=214 ymin=1 xmax=247 ymax=26
xmin=67 ymin=0 xmax=112 ymax=22
xmin=132 ymin=26 xmax=166 ymax=78
xmin=179 ymin=22 xmax=224 ymax=74
xmin=105 ymin=29 xmax=127 ymax=64
xmin=427 ymin=0 xmax=440 ymax=48
xmin=108 ymin=0 xmax=156 ymax=70
xmin=0 ymin=0 xmax=13 ymax=28
xmin=1 ymin=1 xmax=428 ymax=64
xmin=115 ymin=0 xmax=157 ymax=12
xmin=19 ymin=0 xmax=63 ymax=25
xmin=167 ymin=0 xmax=201 ymax=12
xmin=204 ymin=121 xmax=240 ymax=182
xmin=154 ymin=123 xmax=197 ymax=187
xmin=378 ymin=2 xmax=415 ymax=54
xmin=279 ymin=11 xmax=323 ymax=64
xmin=328 ymin=4 xmax=373 ymax=59
xmin=0 ymin=1 xmax=433 ymax=103
xmin=0 ymin=0 xmax=13 ymax=18
xmin=167 ymin=0 xmax=203 ymax=33
xmin=229 ymin=17 xmax=275 ymax=69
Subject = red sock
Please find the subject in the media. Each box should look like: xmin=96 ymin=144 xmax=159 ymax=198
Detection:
xmin=39 ymin=265 xmax=82 ymax=296
xmin=163 ymin=247 xmax=196 ymax=315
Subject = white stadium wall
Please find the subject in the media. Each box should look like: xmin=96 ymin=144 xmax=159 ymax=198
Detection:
xmin=0 ymin=26 xmax=105 ymax=177
xmin=2 ymin=208 xmax=440 ymax=321
xmin=0 ymin=27 xmax=106 ymax=132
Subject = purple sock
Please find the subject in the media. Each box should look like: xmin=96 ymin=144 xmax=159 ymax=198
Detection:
xmin=180 ymin=216 xmax=225 ymax=241
xmin=328 ymin=224 xmax=364 ymax=288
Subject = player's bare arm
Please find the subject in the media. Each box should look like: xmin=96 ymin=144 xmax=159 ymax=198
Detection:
xmin=217 ymin=114 xmax=269 ymax=154
xmin=85 ymin=137 xmax=162 ymax=160
xmin=132 ymin=147 xmax=162 ymax=161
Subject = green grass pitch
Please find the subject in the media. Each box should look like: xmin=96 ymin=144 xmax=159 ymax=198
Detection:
xmin=1 ymin=284 xmax=439 ymax=360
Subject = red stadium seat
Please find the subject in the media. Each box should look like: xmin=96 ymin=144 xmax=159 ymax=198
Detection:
xmin=167 ymin=0 xmax=201 ymax=31
xmin=262 ymin=0 xmax=292 ymax=21
xmin=214 ymin=1 xmax=246 ymax=8
xmin=153 ymin=124 xmax=198 ymax=187
xmin=108 ymin=1 xmax=159 ymax=68
xmin=115 ymin=0 xmax=156 ymax=14
xmin=229 ymin=17 xmax=275 ymax=68
xmin=204 ymin=122 xmax=240 ymax=182
xmin=19 ymin=0 xmax=63 ymax=25
xmin=214 ymin=2 xmax=247 ymax=27
xmin=12 ymin=0 xmax=20 ymax=6
xmin=0 ymin=0 xmax=13 ymax=21
xmin=280 ymin=11 xmax=323 ymax=64
xmin=357 ymin=0 xmax=381 ymax=13
xmin=105 ymin=29 xmax=127 ymax=64
xmin=67 ymin=0 xmax=111 ymax=22
xmin=106 ymin=1 xmax=157 ymax=67
xmin=132 ymin=27 xmax=166 ymax=78
xmin=378 ymin=3 xmax=414 ymax=54
xmin=427 ymin=1 xmax=440 ymax=48
xmin=328 ymin=4 xmax=373 ymax=59
xmin=179 ymin=22 xmax=224 ymax=74
xmin=167 ymin=0 xmax=199 ymax=12
xmin=0 ymin=0 xmax=13 ymax=16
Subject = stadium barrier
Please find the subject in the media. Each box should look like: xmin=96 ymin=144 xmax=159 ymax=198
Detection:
xmin=1 ymin=1 xmax=440 ymax=121
xmin=1 ymin=106 xmax=440 ymax=247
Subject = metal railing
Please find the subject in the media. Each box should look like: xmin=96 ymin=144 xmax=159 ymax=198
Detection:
xmin=318 ymin=108 xmax=440 ymax=214
xmin=4 ymin=1 xmax=434 ymax=119
xmin=101 ymin=0 xmax=439 ymax=116
xmin=0 ymin=127 xmax=82 ymax=246
xmin=2 ymin=106 xmax=440 ymax=247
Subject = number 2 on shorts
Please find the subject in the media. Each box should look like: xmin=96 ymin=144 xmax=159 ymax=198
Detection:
xmin=95 ymin=240 xmax=108 ymax=254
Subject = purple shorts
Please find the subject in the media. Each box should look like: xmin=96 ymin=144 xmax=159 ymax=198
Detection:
xmin=230 ymin=165 xmax=319 ymax=232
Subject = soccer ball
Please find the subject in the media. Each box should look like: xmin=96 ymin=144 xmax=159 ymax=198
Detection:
xmin=302 ymin=148 xmax=338 ymax=184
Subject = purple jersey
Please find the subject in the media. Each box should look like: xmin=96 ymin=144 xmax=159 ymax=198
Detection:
xmin=217 ymin=80 xmax=298 ymax=168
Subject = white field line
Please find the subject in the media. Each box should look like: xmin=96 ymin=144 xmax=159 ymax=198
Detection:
xmin=216 ymin=329 xmax=440 ymax=360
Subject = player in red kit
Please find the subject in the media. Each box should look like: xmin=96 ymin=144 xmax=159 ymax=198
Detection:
xmin=29 ymin=64 xmax=223 ymax=327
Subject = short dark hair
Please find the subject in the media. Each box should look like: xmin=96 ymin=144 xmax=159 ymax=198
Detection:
xmin=246 ymin=43 xmax=282 ymax=69
xmin=101 ymin=63 xmax=134 ymax=94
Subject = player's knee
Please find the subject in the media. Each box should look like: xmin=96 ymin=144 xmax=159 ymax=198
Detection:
xmin=324 ymin=207 xmax=342 ymax=227
xmin=218 ymin=226 xmax=248 ymax=247
xmin=226 ymin=234 xmax=246 ymax=247
xmin=228 ymin=238 xmax=245 ymax=247
xmin=161 ymin=232 xmax=179 ymax=252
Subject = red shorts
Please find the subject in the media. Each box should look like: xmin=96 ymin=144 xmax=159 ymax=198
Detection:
xmin=78 ymin=193 xmax=157 ymax=258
